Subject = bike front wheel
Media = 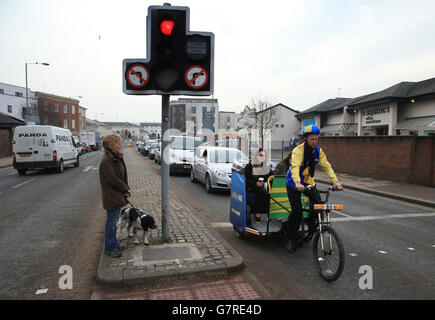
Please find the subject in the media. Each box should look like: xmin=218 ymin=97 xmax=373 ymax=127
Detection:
xmin=312 ymin=226 xmax=345 ymax=282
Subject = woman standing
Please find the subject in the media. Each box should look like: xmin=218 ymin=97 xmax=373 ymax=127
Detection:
xmin=99 ymin=134 xmax=130 ymax=258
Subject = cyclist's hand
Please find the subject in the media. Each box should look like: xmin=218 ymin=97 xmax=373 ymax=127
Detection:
xmin=333 ymin=182 xmax=343 ymax=190
xmin=295 ymin=182 xmax=305 ymax=192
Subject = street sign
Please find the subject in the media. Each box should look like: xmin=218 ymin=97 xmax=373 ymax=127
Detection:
xmin=185 ymin=65 xmax=208 ymax=89
xmin=126 ymin=64 xmax=149 ymax=88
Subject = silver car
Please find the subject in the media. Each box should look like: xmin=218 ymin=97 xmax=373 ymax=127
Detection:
xmin=190 ymin=146 xmax=248 ymax=193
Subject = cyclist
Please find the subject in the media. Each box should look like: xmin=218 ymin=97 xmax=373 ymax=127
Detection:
xmin=285 ymin=125 xmax=343 ymax=253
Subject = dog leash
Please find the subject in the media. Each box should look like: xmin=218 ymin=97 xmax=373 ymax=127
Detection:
xmin=124 ymin=197 xmax=148 ymax=218
xmin=125 ymin=197 xmax=137 ymax=209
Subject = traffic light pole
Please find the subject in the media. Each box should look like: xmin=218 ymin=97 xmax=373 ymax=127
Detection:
xmin=161 ymin=94 xmax=170 ymax=241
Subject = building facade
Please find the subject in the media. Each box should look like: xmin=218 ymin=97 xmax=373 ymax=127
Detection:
xmin=79 ymin=106 xmax=87 ymax=131
xmin=104 ymin=122 xmax=142 ymax=139
xmin=140 ymin=122 xmax=161 ymax=139
xmin=296 ymin=77 xmax=435 ymax=137
xmin=0 ymin=82 xmax=37 ymax=122
xmin=35 ymin=92 xmax=81 ymax=134
xmin=219 ymin=111 xmax=239 ymax=132
xmin=170 ymin=98 xmax=219 ymax=136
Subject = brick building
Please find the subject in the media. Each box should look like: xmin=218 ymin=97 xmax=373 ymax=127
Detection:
xmin=35 ymin=92 xmax=82 ymax=134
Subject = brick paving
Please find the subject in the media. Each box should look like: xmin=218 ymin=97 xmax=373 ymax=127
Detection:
xmin=102 ymin=274 xmax=262 ymax=300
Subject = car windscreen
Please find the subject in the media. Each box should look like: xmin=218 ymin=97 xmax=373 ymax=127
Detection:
xmin=151 ymin=143 xmax=158 ymax=148
xmin=209 ymin=150 xmax=247 ymax=163
xmin=170 ymin=137 xmax=201 ymax=150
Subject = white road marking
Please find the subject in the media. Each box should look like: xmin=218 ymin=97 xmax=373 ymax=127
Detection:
xmin=408 ymin=248 xmax=415 ymax=251
xmin=35 ymin=288 xmax=48 ymax=295
xmin=11 ymin=178 xmax=35 ymax=189
xmin=210 ymin=222 xmax=233 ymax=228
xmin=82 ymin=166 xmax=93 ymax=172
xmin=378 ymin=251 xmax=388 ymax=254
xmin=8 ymin=172 xmax=16 ymax=176
xmin=332 ymin=210 xmax=352 ymax=218
xmin=332 ymin=212 xmax=435 ymax=222
xmin=349 ymin=253 xmax=358 ymax=257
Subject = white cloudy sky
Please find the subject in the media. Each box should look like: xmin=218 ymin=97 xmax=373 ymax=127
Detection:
xmin=1 ymin=0 xmax=435 ymax=123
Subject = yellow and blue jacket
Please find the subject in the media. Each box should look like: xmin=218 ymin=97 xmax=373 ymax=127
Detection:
xmin=285 ymin=142 xmax=338 ymax=187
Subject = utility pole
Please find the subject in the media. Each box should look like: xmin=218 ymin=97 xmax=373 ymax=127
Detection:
xmin=161 ymin=94 xmax=170 ymax=241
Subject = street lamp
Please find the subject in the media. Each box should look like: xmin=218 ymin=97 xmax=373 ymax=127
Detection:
xmin=25 ymin=62 xmax=50 ymax=121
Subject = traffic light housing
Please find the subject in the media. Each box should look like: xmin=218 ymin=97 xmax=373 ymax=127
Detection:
xmin=123 ymin=5 xmax=214 ymax=96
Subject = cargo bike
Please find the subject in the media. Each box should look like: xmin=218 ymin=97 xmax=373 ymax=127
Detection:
xmin=229 ymin=163 xmax=345 ymax=282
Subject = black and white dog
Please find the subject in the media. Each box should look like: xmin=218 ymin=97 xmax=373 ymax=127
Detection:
xmin=118 ymin=207 xmax=157 ymax=245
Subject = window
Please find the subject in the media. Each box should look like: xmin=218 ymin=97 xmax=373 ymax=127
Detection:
xmin=8 ymin=105 xmax=12 ymax=113
xmin=54 ymin=103 xmax=59 ymax=112
xmin=15 ymin=92 xmax=23 ymax=97
xmin=191 ymin=117 xmax=196 ymax=122
xmin=72 ymin=105 xmax=75 ymax=114
xmin=72 ymin=119 xmax=76 ymax=129
xmin=191 ymin=107 xmax=196 ymax=114
xmin=0 ymin=89 xmax=4 ymax=94
xmin=227 ymin=117 xmax=231 ymax=122
xmin=64 ymin=119 xmax=68 ymax=128
xmin=275 ymin=124 xmax=279 ymax=128
xmin=281 ymin=124 xmax=284 ymax=128
xmin=64 ymin=104 xmax=68 ymax=113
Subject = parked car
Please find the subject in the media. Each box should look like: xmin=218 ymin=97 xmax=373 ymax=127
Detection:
xmin=168 ymin=135 xmax=202 ymax=175
xmin=154 ymin=142 xmax=162 ymax=165
xmin=141 ymin=139 xmax=158 ymax=156
xmin=191 ymin=146 xmax=248 ymax=193
xmin=76 ymin=143 xmax=84 ymax=155
xmin=270 ymin=159 xmax=281 ymax=175
xmin=148 ymin=142 xmax=159 ymax=160
xmin=136 ymin=140 xmax=145 ymax=151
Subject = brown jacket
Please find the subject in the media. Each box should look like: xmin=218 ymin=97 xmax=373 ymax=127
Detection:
xmin=99 ymin=149 xmax=130 ymax=210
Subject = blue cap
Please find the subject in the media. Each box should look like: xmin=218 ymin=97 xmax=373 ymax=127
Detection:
xmin=302 ymin=125 xmax=320 ymax=136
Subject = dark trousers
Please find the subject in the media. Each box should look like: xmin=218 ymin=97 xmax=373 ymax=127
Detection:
xmin=248 ymin=186 xmax=269 ymax=214
xmin=286 ymin=185 xmax=322 ymax=238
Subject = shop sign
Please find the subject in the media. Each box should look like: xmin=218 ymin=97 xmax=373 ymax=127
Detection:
xmin=362 ymin=106 xmax=391 ymax=126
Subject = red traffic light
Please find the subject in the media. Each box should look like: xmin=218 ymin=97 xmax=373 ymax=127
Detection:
xmin=160 ymin=20 xmax=174 ymax=35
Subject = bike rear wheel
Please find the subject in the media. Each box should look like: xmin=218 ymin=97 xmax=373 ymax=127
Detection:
xmin=312 ymin=226 xmax=345 ymax=282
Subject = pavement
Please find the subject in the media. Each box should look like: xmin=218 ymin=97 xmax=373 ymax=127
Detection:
xmin=2 ymin=149 xmax=434 ymax=291
xmin=0 ymin=156 xmax=12 ymax=169
xmin=95 ymin=148 xmax=244 ymax=288
xmin=315 ymin=170 xmax=435 ymax=208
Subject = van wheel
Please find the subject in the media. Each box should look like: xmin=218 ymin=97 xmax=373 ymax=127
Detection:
xmin=57 ymin=160 xmax=64 ymax=173
xmin=74 ymin=156 xmax=80 ymax=168
xmin=17 ymin=169 xmax=27 ymax=176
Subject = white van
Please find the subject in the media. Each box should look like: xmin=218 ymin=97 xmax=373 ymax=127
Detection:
xmin=12 ymin=125 xmax=80 ymax=175
xmin=168 ymin=135 xmax=202 ymax=175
